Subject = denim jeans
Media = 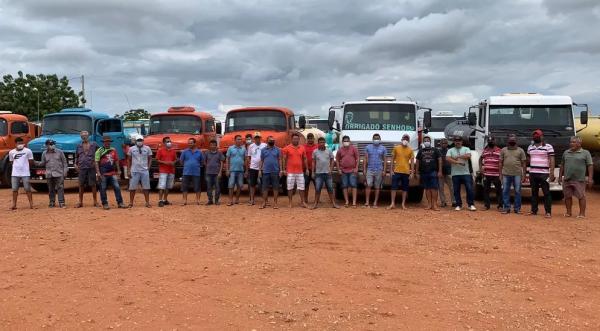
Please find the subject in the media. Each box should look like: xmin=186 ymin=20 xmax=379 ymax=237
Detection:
xmin=315 ymin=173 xmax=334 ymax=193
xmin=452 ymin=174 xmax=474 ymax=207
xmin=502 ymin=175 xmax=522 ymax=212
xmin=47 ymin=176 xmax=65 ymax=204
xmin=100 ymin=175 xmax=124 ymax=206
xmin=205 ymin=174 xmax=221 ymax=203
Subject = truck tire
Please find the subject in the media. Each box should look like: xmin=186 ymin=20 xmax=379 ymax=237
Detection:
xmin=551 ymin=191 xmax=564 ymax=201
xmin=1 ymin=164 xmax=10 ymax=188
xmin=407 ymin=186 xmax=424 ymax=202
xmin=31 ymin=183 xmax=48 ymax=192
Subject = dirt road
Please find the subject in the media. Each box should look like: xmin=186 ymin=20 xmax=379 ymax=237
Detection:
xmin=1 ymin=188 xmax=599 ymax=330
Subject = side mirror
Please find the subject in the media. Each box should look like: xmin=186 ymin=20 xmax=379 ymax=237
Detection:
xmin=580 ymin=110 xmax=588 ymax=125
xmin=335 ymin=121 xmax=340 ymax=131
xmin=328 ymin=111 xmax=336 ymax=130
xmin=298 ymin=115 xmax=306 ymax=129
xmin=423 ymin=110 xmax=432 ymax=129
xmin=468 ymin=112 xmax=477 ymax=126
xmin=215 ymin=122 xmax=222 ymax=135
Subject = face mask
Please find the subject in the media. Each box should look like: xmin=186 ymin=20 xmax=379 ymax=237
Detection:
xmin=16 ymin=144 xmax=24 ymax=150
xmin=508 ymin=141 xmax=517 ymax=146
xmin=401 ymin=140 xmax=409 ymax=146
xmin=165 ymin=142 xmax=172 ymax=148
xmin=246 ymin=139 xmax=252 ymax=144
xmin=373 ymin=139 xmax=381 ymax=145
xmin=268 ymin=141 xmax=275 ymax=146
xmin=488 ymin=142 xmax=495 ymax=147
xmin=343 ymin=142 xmax=350 ymax=147
xmin=423 ymin=141 xmax=431 ymax=148
xmin=533 ymin=137 xmax=541 ymax=144
xmin=136 ymin=141 xmax=143 ymax=147
xmin=48 ymin=145 xmax=55 ymax=151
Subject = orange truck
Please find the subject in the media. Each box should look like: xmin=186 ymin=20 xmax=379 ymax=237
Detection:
xmin=0 ymin=112 xmax=41 ymax=186
xmin=144 ymin=106 xmax=220 ymax=185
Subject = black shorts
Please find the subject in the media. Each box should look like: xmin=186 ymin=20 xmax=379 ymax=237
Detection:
xmin=248 ymin=169 xmax=260 ymax=186
xmin=78 ymin=168 xmax=97 ymax=187
xmin=181 ymin=175 xmax=201 ymax=193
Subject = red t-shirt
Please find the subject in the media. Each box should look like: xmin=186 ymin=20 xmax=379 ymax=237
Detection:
xmin=304 ymin=143 xmax=318 ymax=171
xmin=283 ymin=144 xmax=306 ymax=174
xmin=156 ymin=147 xmax=177 ymax=174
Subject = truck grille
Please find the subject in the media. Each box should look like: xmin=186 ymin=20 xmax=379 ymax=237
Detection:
xmin=33 ymin=152 xmax=43 ymax=162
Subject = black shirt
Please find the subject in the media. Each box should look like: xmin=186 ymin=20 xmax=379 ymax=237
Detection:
xmin=416 ymin=147 xmax=441 ymax=174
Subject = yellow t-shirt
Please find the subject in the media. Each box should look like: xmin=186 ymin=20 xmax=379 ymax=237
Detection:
xmin=392 ymin=145 xmax=414 ymax=174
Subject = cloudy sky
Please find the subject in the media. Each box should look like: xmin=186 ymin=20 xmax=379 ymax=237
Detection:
xmin=1 ymin=0 xmax=599 ymax=118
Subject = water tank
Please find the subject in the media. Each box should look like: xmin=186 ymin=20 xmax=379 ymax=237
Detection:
xmin=444 ymin=120 xmax=476 ymax=148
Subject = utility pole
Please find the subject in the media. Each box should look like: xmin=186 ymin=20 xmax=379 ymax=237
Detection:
xmin=81 ymin=75 xmax=86 ymax=107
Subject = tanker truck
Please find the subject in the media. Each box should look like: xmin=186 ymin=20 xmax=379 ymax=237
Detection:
xmin=445 ymin=93 xmax=589 ymax=200
xmin=576 ymin=115 xmax=600 ymax=182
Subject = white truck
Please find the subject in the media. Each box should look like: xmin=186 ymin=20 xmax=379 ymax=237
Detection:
xmin=328 ymin=96 xmax=432 ymax=201
xmin=445 ymin=93 xmax=589 ymax=199
xmin=426 ymin=111 xmax=465 ymax=146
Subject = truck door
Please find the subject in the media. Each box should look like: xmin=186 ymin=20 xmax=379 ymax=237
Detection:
xmin=96 ymin=118 xmax=126 ymax=159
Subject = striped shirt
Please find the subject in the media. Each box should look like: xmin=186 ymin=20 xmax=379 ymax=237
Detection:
xmin=481 ymin=146 xmax=501 ymax=176
xmin=527 ymin=143 xmax=554 ymax=174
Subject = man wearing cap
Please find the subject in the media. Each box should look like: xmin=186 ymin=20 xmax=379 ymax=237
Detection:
xmin=75 ymin=130 xmax=99 ymax=208
xmin=9 ymin=137 xmax=34 ymax=210
xmin=226 ymin=135 xmax=246 ymax=206
xmin=388 ymin=134 xmax=414 ymax=210
xmin=499 ymin=134 xmax=527 ymax=214
xmin=95 ymin=135 xmax=125 ymax=209
xmin=559 ymin=136 xmax=594 ymax=218
xmin=479 ymin=136 xmax=503 ymax=211
xmin=527 ymin=129 xmax=555 ymax=218
xmin=446 ymin=136 xmax=476 ymax=211
xmin=37 ymin=139 xmax=68 ymax=208
xmin=415 ymin=135 xmax=442 ymax=210
xmin=127 ymin=135 xmax=153 ymax=207
xmin=246 ymin=132 xmax=266 ymax=205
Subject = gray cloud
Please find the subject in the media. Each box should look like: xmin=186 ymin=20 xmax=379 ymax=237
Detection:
xmin=0 ymin=0 xmax=599 ymax=117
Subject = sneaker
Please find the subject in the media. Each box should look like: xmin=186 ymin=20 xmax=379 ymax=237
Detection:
xmin=117 ymin=203 xmax=127 ymax=208
xmin=454 ymin=206 xmax=462 ymax=211
xmin=514 ymin=210 xmax=521 ymax=215
xmin=483 ymin=206 xmax=490 ymax=210
xmin=501 ymin=209 xmax=510 ymax=214
xmin=158 ymin=200 xmax=164 ymax=207
xmin=215 ymin=200 xmax=220 ymax=205
xmin=206 ymin=201 xmax=214 ymax=206
xmin=102 ymin=204 xmax=110 ymax=210
xmin=451 ymin=203 xmax=457 ymax=208
xmin=48 ymin=203 xmax=55 ymax=208
xmin=59 ymin=203 xmax=66 ymax=209
xmin=468 ymin=205 xmax=477 ymax=211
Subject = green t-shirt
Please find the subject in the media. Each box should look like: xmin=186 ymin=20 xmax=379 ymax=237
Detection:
xmin=447 ymin=146 xmax=471 ymax=176
xmin=500 ymin=147 xmax=526 ymax=176
xmin=562 ymin=148 xmax=593 ymax=182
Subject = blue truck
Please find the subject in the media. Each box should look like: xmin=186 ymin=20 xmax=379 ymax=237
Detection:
xmin=27 ymin=108 xmax=126 ymax=191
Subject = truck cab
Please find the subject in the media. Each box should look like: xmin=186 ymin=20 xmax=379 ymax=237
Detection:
xmin=328 ymin=96 xmax=432 ymax=201
xmin=457 ymin=93 xmax=589 ymax=198
xmin=426 ymin=111 xmax=465 ymax=147
xmin=27 ymin=108 xmax=125 ymax=190
xmin=0 ymin=112 xmax=41 ymax=186
xmin=145 ymin=106 xmax=218 ymax=182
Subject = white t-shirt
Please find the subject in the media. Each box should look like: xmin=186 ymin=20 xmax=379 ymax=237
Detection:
xmin=9 ymin=147 xmax=34 ymax=177
xmin=247 ymin=142 xmax=267 ymax=170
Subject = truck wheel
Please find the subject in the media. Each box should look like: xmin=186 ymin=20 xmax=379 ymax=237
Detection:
xmin=1 ymin=164 xmax=10 ymax=188
xmin=407 ymin=186 xmax=424 ymax=202
xmin=31 ymin=183 xmax=48 ymax=192
xmin=551 ymin=191 xmax=564 ymax=201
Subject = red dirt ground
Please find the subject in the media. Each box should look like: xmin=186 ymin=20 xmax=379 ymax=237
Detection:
xmin=1 ymin=187 xmax=599 ymax=330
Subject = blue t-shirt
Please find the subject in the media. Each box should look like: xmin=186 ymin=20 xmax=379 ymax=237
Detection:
xmin=261 ymin=147 xmax=281 ymax=174
xmin=365 ymin=144 xmax=387 ymax=171
xmin=226 ymin=145 xmax=246 ymax=172
xmin=180 ymin=149 xmax=203 ymax=176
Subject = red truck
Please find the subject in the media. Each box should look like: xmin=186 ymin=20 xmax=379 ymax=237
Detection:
xmin=0 ymin=112 xmax=41 ymax=186
xmin=144 ymin=106 xmax=220 ymax=185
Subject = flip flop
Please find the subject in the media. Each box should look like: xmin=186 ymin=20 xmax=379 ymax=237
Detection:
xmin=563 ymin=213 xmax=572 ymax=217
xmin=577 ymin=215 xmax=586 ymax=219
xmin=75 ymin=203 xmax=83 ymax=208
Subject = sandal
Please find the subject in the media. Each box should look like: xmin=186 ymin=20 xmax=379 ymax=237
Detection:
xmin=563 ymin=213 xmax=572 ymax=217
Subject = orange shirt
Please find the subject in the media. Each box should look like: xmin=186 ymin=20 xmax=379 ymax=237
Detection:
xmin=283 ymin=144 xmax=305 ymax=174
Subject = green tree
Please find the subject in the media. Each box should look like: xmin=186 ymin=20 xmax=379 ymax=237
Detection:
xmin=0 ymin=71 xmax=82 ymax=121
xmin=116 ymin=109 xmax=151 ymax=121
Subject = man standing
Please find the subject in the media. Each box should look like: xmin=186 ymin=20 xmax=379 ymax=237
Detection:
xmin=9 ymin=137 xmax=34 ymax=210
xmin=283 ymin=133 xmax=309 ymax=208
xmin=259 ymin=136 xmax=283 ymax=209
xmin=446 ymin=136 xmax=476 ymax=211
xmin=95 ymin=135 xmax=125 ymax=210
xmin=75 ymin=130 xmax=98 ymax=208
xmin=204 ymin=139 xmax=225 ymax=205
xmin=415 ymin=136 xmax=442 ymax=210
xmin=180 ymin=138 xmax=203 ymax=205
xmin=38 ymin=139 xmax=68 ymax=208
xmin=527 ymin=130 xmax=555 ymax=218
xmin=388 ymin=134 xmax=414 ymax=210
xmin=437 ymin=138 xmax=455 ymax=208
xmin=303 ymin=133 xmax=318 ymax=205
xmin=364 ymin=133 xmax=386 ymax=208
xmin=480 ymin=136 xmax=503 ymax=211
xmin=246 ymin=132 xmax=266 ymax=205
xmin=311 ymin=137 xmax=339 ymax=209
xmin=336 ymin=135 xmax=359 ymax=207
xmin=226 ymin=135 xmax=246 ymax=206
xmin=156 ymin=136 xmax=177 ymax=207
xmin=559 ymin=136 xmax=593 ymax=218
xmin=499 ymin=134 xmax=527 ymax=214
xmin=127 ymin=135 xmax=153 ymax=208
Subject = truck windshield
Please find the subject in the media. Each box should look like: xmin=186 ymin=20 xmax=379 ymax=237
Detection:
xmin=0 ymin=119 xmax=7 ymax=136
xmin=343 ymin=104 xmax=417 ymax=131
xmin=489 ymin=105 xmax=574 ymax=131
xmin=150 ymin=115 xmax=202 ymax=134
xmin=43 ymin=115 xmax=92 ymax=135
xmin=430 ymin=116 xmax=465 ymax=132
xmin=225 ymin=110 xmax=287 ymax=133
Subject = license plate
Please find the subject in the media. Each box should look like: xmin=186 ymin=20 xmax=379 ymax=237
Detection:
xmin=36 ymin=169 xmax=46 ymax=175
